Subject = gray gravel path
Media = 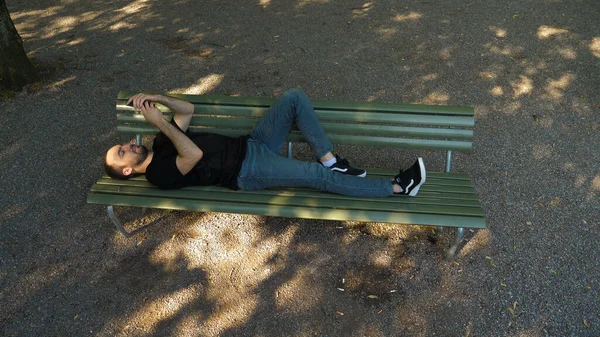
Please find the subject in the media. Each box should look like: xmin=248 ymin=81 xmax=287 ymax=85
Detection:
xmin=1 ymin=0 xmax=599 ymax=336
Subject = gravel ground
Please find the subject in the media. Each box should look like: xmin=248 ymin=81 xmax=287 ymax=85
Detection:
xmin=1 ymin=0 xmax=599 ymax=336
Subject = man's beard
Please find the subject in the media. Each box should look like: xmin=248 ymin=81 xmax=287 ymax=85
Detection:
xmin=133 ymin=144 xmax=149 ymax=166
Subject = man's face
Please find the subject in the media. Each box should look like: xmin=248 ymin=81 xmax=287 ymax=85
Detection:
xmin=106 ymin=143 xmax=149 ymax=175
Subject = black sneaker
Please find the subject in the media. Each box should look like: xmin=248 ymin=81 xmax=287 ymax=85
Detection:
xmin=326 ymin=155 xmax=367 ymax=177
xmin=393 ymin=158 xmax=426 ymax=196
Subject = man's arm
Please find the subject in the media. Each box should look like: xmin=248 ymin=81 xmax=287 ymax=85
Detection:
xmin=140 ymin=101 xmax=202 ymax=175
xmin=127 ymin=93 xmax=195 ymax=132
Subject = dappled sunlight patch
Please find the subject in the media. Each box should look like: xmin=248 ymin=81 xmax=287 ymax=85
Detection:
xmin=485 ymin=42 xmax=525 ymax=57
xmin=341 ymin=228 xmax=359 ymax=246
xmin=109 ymin=21 xmax=137 ymax=32
xmin=503 ymin=101 xmax=522 ymax=115
xmin=490 ymin=86 xmax=504 ymax=97
xmin=11 ymin=6 xmax=64 ymax=20
xmin=393 ymin=12 xmax=422 ymax=22
xmin=489 ymin=26 xmax=507 ymax=38
xmin=371 ymin=250 xmax=394 ymax=268
xmin=350 ymin=2 xmax=374 ymax=18
xmin=117 ymin=0 xmax=152 ymax=15
xmin=342 ymin=222 xmax=415 ymax=246
xmin=479 ymin=72 xmax=497 ymax=80
xmin=543 ymin=74 xmax=575 ymax=101
xmin=523 ymin=60 xmax=547 ymax=75
xmin=556 ymin=46 xmax=577 ymax=59
xmin=537 ymin=25 xmax=570 ymax=39
xmin=439 ymin=47 xmax=453 ymax=61
xmin=421 ymin=91 xmax=450 ymax=105
xmin=259 ymin=0 xmax=271 ymax=8
xmin=171 ymin=74 xmax=225 ymax=94
xmin=421 ymin=73 xmax=438 ymax=81
xmin=377 ymin=27 xmax=398 ymax=39
xmin=532 ymin=144 xmax=554 ymax=160
xmin=590 ymin=37 xmax=600 ymax=58
xmin=297 ymin=0 xmax=330 ymax=8
xmin=511 ymin=75 xmax=533 ymax=98
xmin=49 ymin=75 xmax=77 ymax=88
xmin=11 ymin=7 xmax=64 ymax=38
xmin=42 ymin=15 xmax=81 ymax=39
xmin=457 ymin=229 xmax=490 ymax=258
xmin=80 ymin=11 xmax=103 ymax=22
xmin=592 ymin=174 xmax=600 ymax=191
xmin=62 ymin=37 xmax=85 ymax=46
xmin=574 ymin=174 xmax=586 ymax=189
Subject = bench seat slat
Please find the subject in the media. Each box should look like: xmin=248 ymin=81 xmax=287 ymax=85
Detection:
xmin=88 ymin=193 xmax=485 ymax=229
xmin=89 ymin=185 xmax=485 ymax=217
xmin=96 ymin=177 xmax=482 ymax=203
xmin=90 ymin=183 xmax=484 ymax=213
xmin=101 ymin=171 xmax=476 ymax=188
xmin=98 ymin=172 xmax=478 ymax=196
xmin=117 ymin=171 xmax=474 ymax=181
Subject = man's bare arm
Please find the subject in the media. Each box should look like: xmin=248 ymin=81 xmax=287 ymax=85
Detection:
xmin=140 ymin=101 xmax=202 ymax=175
xmin=127 ymin=93 xmax=195 ymax=132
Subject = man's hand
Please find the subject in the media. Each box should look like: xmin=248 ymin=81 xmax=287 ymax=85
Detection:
xmin=126 ymin=93 xmax=164 ymax=110
xmin=126 ymin=92 xmax=194 ymax=132
xmin=140 ymin=101 xmax=166 ymax=127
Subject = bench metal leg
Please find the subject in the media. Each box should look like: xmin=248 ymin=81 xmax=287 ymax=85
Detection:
xmin=107 ymin=206 xmax=132 ymax=238
xmin=445 ymin=150 xmax=453 ymax=173
xmin=287 ymin=142 xmax=293 ymax=159
xmin=446 ymin=227 xmax=464 ymax=259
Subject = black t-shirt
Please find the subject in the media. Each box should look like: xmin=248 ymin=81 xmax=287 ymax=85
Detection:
xmin=145 ymin=119 xmax=249 ymax=190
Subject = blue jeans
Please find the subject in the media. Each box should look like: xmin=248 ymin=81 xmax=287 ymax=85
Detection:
xmin=237 ymin=89 xmax=394 ymax=197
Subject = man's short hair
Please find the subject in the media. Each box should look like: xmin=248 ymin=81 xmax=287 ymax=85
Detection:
xmin=104 ymin=161 xmax=128 ymax=180
xmin=104 ymin=150 xmax=131 ymax=180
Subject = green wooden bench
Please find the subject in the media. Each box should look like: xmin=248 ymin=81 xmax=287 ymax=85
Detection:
xmin=88 ymin=91 xmax=485 ymax=258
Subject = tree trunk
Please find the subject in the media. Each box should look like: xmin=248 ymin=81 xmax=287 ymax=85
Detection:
xmin=0 ymin=0 xmax=37 ymax=92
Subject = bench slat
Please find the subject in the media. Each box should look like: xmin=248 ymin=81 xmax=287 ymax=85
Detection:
xmin=90 ymin=184 xmax=484 ymax=217
xmin=88 ymin=193 xmax=485 ymax=229
xmin=117 ymin=115 xmax=473 ymax=140
xmin=116 ymin=125 xmax=473 ymax=151
xmin=117 ymin=92 xmax=474 ymax=116
xmin=116 ymin=106 xmax=474 ymax=127
xmin=95 ymin=174 xmax=480 ymax=198
xmin=91 ymin=181 xmax=482 ymax=208
xmin=116 ymin=171 xmax=474 ymax=181
xmin=104 ymin=171 xmax=475 ymax=187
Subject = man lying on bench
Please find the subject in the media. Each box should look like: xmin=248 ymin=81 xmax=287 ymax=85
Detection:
xmin=104 ymin=89 xmax=426 ymax=197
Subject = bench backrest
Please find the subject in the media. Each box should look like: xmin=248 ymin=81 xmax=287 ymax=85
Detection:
xmin=116 ymin=91 xmax=474 ymax=152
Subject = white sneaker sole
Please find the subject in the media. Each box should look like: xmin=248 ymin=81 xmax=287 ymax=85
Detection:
xmin=408 ymin=157 xmax=426 ymax=197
